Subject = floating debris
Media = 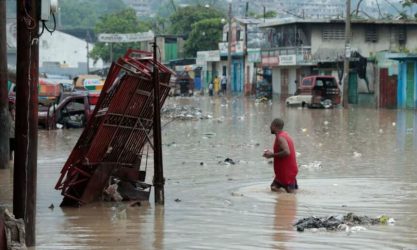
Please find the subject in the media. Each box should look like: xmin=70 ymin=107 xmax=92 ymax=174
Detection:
xmin=175 ymin=198 xmax=182 ymax=202
xmin=162 ymin=105 xmax=212 ymax=120
xmin=223 ymin=158 xmax=236 ymax=165
xmin=231 ymin=192 xmax=244 ymax=197
xmin=104 ymin=183 xmax=123 ymax=202
xmin=300 ymin=161 xmax=322 ymax=170
xmin=48 ymin=204 xmax=54 ymax=210
xmin=294 ymin=213 xmax=393 ymax=232
xmin=353 ymin=151 xmax=362 ymax=158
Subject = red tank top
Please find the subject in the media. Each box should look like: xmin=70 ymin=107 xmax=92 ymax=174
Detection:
xmin=273 ymin=131 xmax=298 ymax=185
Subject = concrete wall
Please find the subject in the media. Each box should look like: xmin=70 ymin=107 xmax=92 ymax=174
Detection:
xmin=310 ymin=24 xmax=417 ymax=57
xmin=272 ymin=68 xmax=281 ymax=94
xmin=288 ymin=67 xmax=297 ymax=95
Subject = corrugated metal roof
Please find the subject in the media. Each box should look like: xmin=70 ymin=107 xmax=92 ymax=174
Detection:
xmin=259 ymin=18 xmax=417 ymax=28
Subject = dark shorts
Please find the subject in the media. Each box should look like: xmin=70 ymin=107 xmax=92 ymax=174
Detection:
xmin=9 ymin=138 xmax=15 ymax=152
xmin=221 ymin=84 xmax=226 ymax=91
xmin=271 ymin=179 xmax=298 ymax=193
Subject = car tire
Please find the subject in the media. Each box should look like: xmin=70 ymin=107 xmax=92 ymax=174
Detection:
xmin=322 ymin=99 xmax=333 ymax=109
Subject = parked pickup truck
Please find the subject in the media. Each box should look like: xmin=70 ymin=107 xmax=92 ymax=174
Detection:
xmin=285 ymin=75 xmax=341 ymax=108
xmin=8 ymin=78 xmax=64 ymax=106
xmin=38 ymin=93 xmax=94 ymax=129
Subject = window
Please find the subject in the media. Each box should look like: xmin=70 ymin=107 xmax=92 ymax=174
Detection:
xmin=322 ymin=26 xmax=345 ymax=40
xmin=302 ymin=78 xmax=312 ymax=86
xmin=236 ymin=30 xmax=241 ymax=41
xmin=365 ymin=26 xmax=377 ymax=43
xmin=316 ymin=78 xmax=337 ymax=87
xmin=397 ymin=27 xmax=407 ymax=44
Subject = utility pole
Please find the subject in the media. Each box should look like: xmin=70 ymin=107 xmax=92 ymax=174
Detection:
xmin=0 ymin=0 xmax=10 ymax=169
xmin=227 ymin=2 xmax=232 ymax=95
xmin=14 ymin=0 xmax=39 ymax=246
xmin=152 ymin=37 xmax=164 ymax=205
xmin=343 ymin=0 xmax=351 ymax=108
xmin=109 ymin=43 xmax=114 ymax=63
xmin=86 ymin=31 xmax=91 ymax=74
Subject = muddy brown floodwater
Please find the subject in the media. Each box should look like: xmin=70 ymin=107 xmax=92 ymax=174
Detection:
xmin=1 ymin=96 xmax=417 ymax=250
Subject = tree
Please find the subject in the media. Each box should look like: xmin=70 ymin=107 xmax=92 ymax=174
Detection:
xmin=249 ymin=10 xmax=278 ymax=19
xmin=169 ymin=5 xmax=225 ymax=39
xmin=59 ymin=0 xmax=127 ymax=29
xmin=184 ymin=18 xmax=223 ymax=57
xmin=90 ymin=9 xmax=151 ymax=63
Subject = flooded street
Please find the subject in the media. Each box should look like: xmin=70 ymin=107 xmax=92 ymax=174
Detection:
xmin=1 ymin=96 xmax=417 ymax=249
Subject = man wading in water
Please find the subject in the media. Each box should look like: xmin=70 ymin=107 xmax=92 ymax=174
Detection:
xmin=263 ymin=118 xmax=299 ymax=193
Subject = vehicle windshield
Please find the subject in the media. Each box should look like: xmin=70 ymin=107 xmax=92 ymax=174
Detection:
xmin=315 ymin=78 xmax=337 ymax=88
xmin=302 ymin=78 xmax=312 ymax=86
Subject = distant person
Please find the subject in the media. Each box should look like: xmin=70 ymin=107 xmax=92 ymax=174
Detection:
xmin=293 ymin=80 xmax=300 ymax=95
xmin=208 ymin=80 xmax=214 ymax=96
xmin=221 ymin=75 xmax=227 ymax=94
xmin=9 ymin=103 xmax=15 ymax=161
xmin=263 ymin=118 xmax=298 ymax=193
xmin=213 ymin=76 xmax=220 ymax=95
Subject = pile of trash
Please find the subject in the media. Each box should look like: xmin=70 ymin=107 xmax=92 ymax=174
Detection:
xmin=294 ymin=213 xmax=395 ymax=232
xmin=162 ymin=105 xmax=212 ymax=120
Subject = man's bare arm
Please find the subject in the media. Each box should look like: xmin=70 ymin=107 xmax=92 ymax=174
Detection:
xmin=275 ymin=137 xmax=290 ymax=158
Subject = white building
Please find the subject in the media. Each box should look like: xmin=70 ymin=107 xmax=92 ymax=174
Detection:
xmin=122 ymin=0 xmax=151 ymax=17
xmin=6 ymin=19 xmax=103 ymax=77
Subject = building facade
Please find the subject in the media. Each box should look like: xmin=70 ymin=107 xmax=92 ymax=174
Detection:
xmin=219 ymin=17 xmax=263 ymax=94
xmin=260 ymin=19 xmax=417 ymax=105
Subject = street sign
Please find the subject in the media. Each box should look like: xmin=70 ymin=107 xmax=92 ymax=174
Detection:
xmin=98 ymin=31 xmax=155 ymax=43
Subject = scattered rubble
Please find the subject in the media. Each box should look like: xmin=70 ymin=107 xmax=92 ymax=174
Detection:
xmin=162 ymin=105 xmax=212 ymax=120
xmin=1 ymin=207 xmax=27 ymax=250
xmin=294 ymin=213 xmax=394 ymax=232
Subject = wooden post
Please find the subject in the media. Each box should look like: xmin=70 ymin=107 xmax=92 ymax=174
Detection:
xmin=152 ymin=37 xmax=164 ymax=205
xmin=0 ymin=0 xmax=10 ymax=169
xmin=14 ymin=0 xmax=39 ymax=246
xmin=343 ymin=0 xmax=351 ymax=108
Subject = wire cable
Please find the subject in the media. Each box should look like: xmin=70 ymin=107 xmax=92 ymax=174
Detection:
xmin=44 ymin=13 xmax=57 ymax=34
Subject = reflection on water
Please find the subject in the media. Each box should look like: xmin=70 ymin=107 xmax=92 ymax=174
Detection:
xmin=273 ymin=194 xmax=297 ymax=250
xmin=0 ymin=96 xmax=417 ymax=249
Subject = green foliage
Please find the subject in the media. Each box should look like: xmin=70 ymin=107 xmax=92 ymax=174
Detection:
xmin=59 ymin=0 xmax=127 ymax=29
xmin=90 ymin=9 xmax=151 ymax=63
xmin=169 ymin=5 xmax=225 ymax=39
xmin=402 ymin=0 xmax=417 ymax=8
xmin=249 ymin=10 xmax=278 ymax=19
xmin=184 ymin=18 xmax=223 ymax=57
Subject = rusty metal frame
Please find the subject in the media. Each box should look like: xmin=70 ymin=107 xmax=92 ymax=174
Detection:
xmin=55 ymin=50 xmax=173 ymax=205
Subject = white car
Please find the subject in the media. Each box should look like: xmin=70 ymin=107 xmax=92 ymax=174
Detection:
xmin=285 ymin=95 xmax=312 ymax=107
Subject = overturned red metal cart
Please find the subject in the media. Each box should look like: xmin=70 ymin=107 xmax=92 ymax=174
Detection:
xmin=55 ymin=50 xmax=173 ymax=206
